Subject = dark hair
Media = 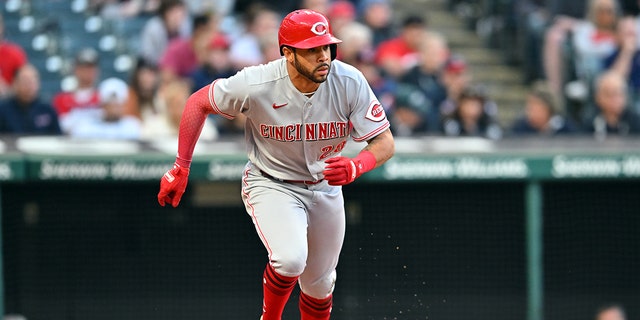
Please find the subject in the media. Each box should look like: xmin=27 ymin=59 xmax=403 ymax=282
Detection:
xmin=459 ymin=85 xmax=488 ymax=105
xmin=157 ymin=0 xmax=185 ymax=18
xmin=402 ymin=15 xmax=426 ymax=28
xmin=192 ymin=13 xmax=211 ymax=31
xmin=529 ymin=80 xmax=559 ymax=114
xmin=129 ymin=57 xmax=159 ymax=105
xmin=450 ymin=84 xmax=495 ymax=131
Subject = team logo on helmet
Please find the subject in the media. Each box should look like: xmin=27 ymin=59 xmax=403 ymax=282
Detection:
xmin=311 ymin=22 xmax=328 ymax=36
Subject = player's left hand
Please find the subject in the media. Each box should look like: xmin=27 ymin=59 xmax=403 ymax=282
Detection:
xmin=158 ymin=163 xmax=190 ymax=207
xmin=323 ymin=156 xmax=365 ymax=186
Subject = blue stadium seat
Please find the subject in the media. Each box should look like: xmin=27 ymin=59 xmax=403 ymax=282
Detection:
xmin=109 ymin=16 xmax=150 ymax=54
xmin=60 ymin=31 xmax=102 ymax=57
xmin=39 ymin=75 xmax=63 ymax=103
xmin=30 ymin=0 xmax=73 ymax=15
xmin=2 ymin=12 xmax=21 ymax=28
xmin=57 ymin=15 xmax=89 ymax=34
xmin=2 ymin=0 xmax=26 ymax=16
xmin=4 ymin=30 xmax=33 ymax=49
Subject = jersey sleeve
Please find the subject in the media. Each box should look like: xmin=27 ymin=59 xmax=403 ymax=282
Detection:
xmin=348 ymin=71 xmax=391 ymax=142
xmin=208 ymin=69 xmax=251 ymax=119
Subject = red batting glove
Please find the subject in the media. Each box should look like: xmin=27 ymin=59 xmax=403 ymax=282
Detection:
xmin=322 ymin=151 xmax=377 ymax=186
xmin=158 ymin=163 xmax=190 ymax=207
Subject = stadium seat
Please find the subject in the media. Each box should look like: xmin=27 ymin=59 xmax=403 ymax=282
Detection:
xmin=99 ymin=54 xmax=133 ymax=81
xmin=39 ymin=75 xmax=63 ymax=103
xmin=4 ymin=29 xmax=33 ymax=48
xmin=60 ymin=31 xmax=102 ymax=57
xmin=2 ymin=12 xmax=21 ymax=28
xmin=2 ymin=0 xmax=27 ymax=16
xmin=29 ymin=0 xmax=74 ymax=15
xmin=58 ymin=16 xmax=90 ymax=34
xmin=109 ymin=16 xmax=150 ymax=53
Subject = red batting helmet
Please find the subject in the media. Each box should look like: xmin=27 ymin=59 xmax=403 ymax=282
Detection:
xmin=278 ymin=9 xmax=342 ymax=60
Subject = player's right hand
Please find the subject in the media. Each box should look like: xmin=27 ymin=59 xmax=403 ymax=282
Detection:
xmin=158 ymin=163 xmax=190 ymax=207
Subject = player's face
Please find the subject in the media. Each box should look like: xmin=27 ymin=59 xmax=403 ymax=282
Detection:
xmin=292 ymin=45 xmax=332 ymax=83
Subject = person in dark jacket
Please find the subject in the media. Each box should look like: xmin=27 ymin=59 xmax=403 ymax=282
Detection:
xmin=584 ymin=70 xmax=640 ymax=137
xmin=510 ymin=80 xmax=579 ymax=136
xmin=0 ymin=64 xmax=61 ymax=135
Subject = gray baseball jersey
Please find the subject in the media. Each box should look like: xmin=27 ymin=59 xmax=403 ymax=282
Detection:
xmin=207 ymin=57 xmax=390 ymax=181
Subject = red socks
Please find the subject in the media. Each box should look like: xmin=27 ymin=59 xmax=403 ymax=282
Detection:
xmin=261 ymin=263 xmax=333 ymax=320
xmin=299 ymin=292 xmax=332 ymax=320
xmin=262 ymin=264 xmax=298 ymax=320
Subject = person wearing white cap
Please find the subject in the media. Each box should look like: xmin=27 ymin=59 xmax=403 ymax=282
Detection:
xmin=61 ymin=77 xmax=142 ymax=139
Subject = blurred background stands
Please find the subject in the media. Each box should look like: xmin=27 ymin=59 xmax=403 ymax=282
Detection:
xmin=2 ymin=0 xmax=139 ymax=102
xmin=395 ymin=0 xmax=529 ymax=128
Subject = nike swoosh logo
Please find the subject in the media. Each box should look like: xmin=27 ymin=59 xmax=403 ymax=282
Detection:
xmin=272 ymin=103 xmax=288 ymax=109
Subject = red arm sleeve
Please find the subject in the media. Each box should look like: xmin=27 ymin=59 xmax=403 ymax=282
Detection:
xmin=175 ymin=85 xmax=215 ymax=167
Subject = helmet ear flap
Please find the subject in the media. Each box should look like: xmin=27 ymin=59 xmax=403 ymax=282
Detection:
xmin=330 ymin=43 xmax=337 ymax=60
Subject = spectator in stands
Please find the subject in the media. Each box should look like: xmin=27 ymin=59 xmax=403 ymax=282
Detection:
xmin=398 ymin=31 xmax=450 ymax=130
xmin=0 ymin=64 xmax=61 ymax=135
xmin=300 ymin=0 xmax=330 ymax=16
xmin=52 ymin=48 xmax=101 ymax=116
xmin=358 ymin=0 xmax=395 ymax=48
xmin=142 ymin=79 xmax=217 ymax=140
xmin=183 ymin=0 xmax=233 ymax=17
xmin=228 ymin=3 xmax=280 ymax=69
xmin=439 ymin=54 xmax=472 ymax=115
xmin=189 ymin=33 xmax=236 ymax=92
xmin=603 ymin=16 xmax=640 ymax=112
xmin=390 ymin=83 xmax=431 ymax=136
xmin=258 ymin=30 xmax=283 ymax=64
xmin=62 ymin=77 xmax=141 ymax=139
xmin=0 ymin=13 xmax=28 ymax=98
xmin=199 ymin=41 xmax=246 ymax=137
xmin=139 ymin=0 xmax=191 ymax=65
xmin=584 ymin=70 xmax=640 ymax=136
xmin=352 ymin=44 xmax=397 ymax=129
xmin=97 ymin=0 xmax=161 ymax=19
xmin=510 ymin=80 xmax=579 ymax=136
xmin=595 ymin=303 xmax=627 ymax=320
xmin=335 ymin=21 xmax=374 ymax=65
xmin=123 ymin=58 xmax=160 ymax=120
xmin=441 ymin=85 xmax=503 ymax=139
xmin=159 ymin=12 xmax=218 ymax=83
xmin=374 ymin=14 xmax=428 ymax=79
xmin=326 ymin=0 xmax=357 ymax=37
xmin=543 ymin=0 xmax=620 ymax=102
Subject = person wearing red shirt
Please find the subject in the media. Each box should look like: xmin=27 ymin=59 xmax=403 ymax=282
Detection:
xmin=159 ymin=13 xmax=217 ymax=83
xmin=0 ymin=13 xmax=28 ymax=98
xmin=52 ymin=48 xmax=101 ymax=117
xmin=373 ymin=15 xmax=427 ymax=79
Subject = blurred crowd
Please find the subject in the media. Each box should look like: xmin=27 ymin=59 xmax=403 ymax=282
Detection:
xmin=2 ymin=0 xmax=640 ymax=141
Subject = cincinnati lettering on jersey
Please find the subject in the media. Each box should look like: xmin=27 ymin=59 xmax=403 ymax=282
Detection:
xmin=260 ymin=121 xmax=349 ymax=141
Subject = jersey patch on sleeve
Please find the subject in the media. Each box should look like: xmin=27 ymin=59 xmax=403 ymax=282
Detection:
xmin=365 ymin=101 xmax=386 ymax=122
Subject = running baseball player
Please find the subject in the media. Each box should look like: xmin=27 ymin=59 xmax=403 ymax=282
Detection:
xmin=158 ymin=9 xmax=395 ymax=320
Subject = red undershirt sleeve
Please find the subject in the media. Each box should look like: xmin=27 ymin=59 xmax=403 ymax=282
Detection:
xmin=175 ymin=85 xmax=215 ymax=168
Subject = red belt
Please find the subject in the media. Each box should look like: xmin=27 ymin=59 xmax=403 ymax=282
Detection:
xmin=260 ymin=170 xmax=323 ymax=185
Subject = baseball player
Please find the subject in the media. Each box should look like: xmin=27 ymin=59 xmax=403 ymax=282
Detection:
xmin=158 ymin=9 xmax=395 ymax=320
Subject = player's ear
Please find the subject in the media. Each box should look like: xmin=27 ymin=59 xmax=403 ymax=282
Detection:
xmin=282 ymin=46 xmax=295 ymax=62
